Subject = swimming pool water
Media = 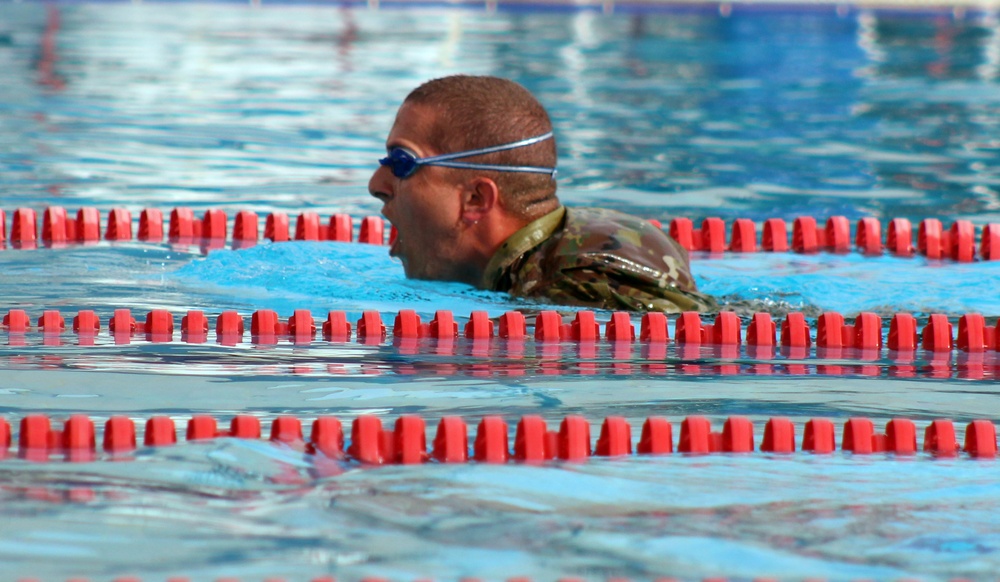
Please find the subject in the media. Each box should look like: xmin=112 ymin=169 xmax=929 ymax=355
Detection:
xmin=0 ymin=3 xmax=999 ymax=580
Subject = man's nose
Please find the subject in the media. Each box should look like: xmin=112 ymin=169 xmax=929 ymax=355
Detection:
xmin=368 ymin=164 xmax=393 ymax=204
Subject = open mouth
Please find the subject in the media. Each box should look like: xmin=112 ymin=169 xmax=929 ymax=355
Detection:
xmin=387 ymin=221 xmax=401 ymax=258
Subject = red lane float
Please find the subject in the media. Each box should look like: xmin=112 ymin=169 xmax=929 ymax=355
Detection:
xmin=761 ymin=217 xmax=788 ymax=252
xmin=983 ymin=223 xmax=1000 ymax=260
xmin=465 ymin=310 xmax=495 ymax=339
xmin=4 ymin=208 xmax=1000 ymax=262
xmin=639 ymin=312 xmax=669 ymax=342
xmin=855 ymin=216 xmax=881 ymax=255
xmin=37 ymin=310 xmax=65 ymax=333
xmin=886 ymin=217 xmax=913 ymax=255
xmin=295 ymin=211 xmax=322 ymax=241
xmin=232 ymin=210 xmax=258 ymax=242
xmin=792 ymin=216 xmax=819 ymax=253
xmin=359 ymin=216 xmax=385 ymax=245
xmin=729 ymin=218 xmax=756 ymax=252
xmin=1 ymin=308 xmax=998 ymax=356
xmin=11 ymin=208 xmax=38 ymax=247
xmin=265 ymin=211 xmax=290 ymax=242
xmin=105 ymin=208 xmax=131 ymax=241
xmin=138 ymin=208 xmax=163 ymax=241
xmin=3 ymin=309 xmax=30 ymax=332
xmin=288 ymin=309 xmax=316 ymax=341
xmin=919 ymin=218 xmax=944 ymax=259
xmin=328 ymin=213 xmax=352 ymax=242
xmin=41 ymin=206 xmax=68 ymax=243
xmin=499 ymin=311 xmax=527 ymax=340
xmin=34 ymin=207 xmax=392 ymax=246
xmin=5 ymin=414 xmax=997 ymax=463
xmin=202 ymin=209 xmax=227 ymax=240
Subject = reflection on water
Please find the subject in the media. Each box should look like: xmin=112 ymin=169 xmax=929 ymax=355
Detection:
xmin=3 ymin=443 xmax=1000 ymax=580
xmin=1 ymin=3 xmax=1000 ymax=580
xmin=0 ymin=329 xmax=997 ymax=380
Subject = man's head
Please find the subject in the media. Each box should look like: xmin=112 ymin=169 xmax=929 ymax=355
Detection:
xmin=368 ymin=75 xmax=559 ymax=285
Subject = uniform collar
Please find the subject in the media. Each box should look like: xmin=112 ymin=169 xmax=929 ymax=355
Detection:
xmin=480 ymin=206 xmax=566 ymax=290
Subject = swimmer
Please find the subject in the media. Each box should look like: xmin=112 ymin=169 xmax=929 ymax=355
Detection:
xmin=369 ymin=75 xmax=716 ymax=313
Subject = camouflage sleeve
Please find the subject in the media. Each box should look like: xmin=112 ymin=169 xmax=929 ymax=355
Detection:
xmin=503 ymin=207 xmax=718 ymax=313
xmin=537 ymin=253 xmax=718 ymax=313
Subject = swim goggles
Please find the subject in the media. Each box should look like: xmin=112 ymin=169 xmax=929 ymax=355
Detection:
xmin=379 ymin=131 xmax=557 ymax=179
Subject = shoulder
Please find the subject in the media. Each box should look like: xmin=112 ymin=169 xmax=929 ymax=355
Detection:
xmin=564 ymin=206 xmax=655 ymax=229
xmin=503 ymin=205 xmax=717 ymax=312
xmin=555 ymin=206 xmax=687 ymax=261
xmin=507 ymin=205 xmax=704 ymax=298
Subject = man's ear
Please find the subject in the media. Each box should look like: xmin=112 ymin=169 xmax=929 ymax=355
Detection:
xmin=460 ymin=177 xmax=500 ymax=225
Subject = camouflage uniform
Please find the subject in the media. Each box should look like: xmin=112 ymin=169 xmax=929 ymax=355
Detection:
xmin=481 ymin=206 xmax=717 ymax=313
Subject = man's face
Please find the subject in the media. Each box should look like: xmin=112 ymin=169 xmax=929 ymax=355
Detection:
xmin=368 ymin=102 xmax=466 ymax=281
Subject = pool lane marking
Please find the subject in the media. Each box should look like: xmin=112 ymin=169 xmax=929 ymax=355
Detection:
xmin=5 ymin=414 xmax=997 ymax=463
xmin=3 ymin=206 xmax=998 ymax=262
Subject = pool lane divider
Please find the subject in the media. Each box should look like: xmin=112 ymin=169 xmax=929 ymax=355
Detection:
xmin=2 ymin=307 xmax=997 ymax=355
xmin=4 ymin=413 xmax=997 ymax=463
xmin=1 ymin=206 xmax=998 ymax=262
xmin=659 ymin=214 xmax=1000 ymax=261
xmin=3 ymin=206 xmax=390 ymax=248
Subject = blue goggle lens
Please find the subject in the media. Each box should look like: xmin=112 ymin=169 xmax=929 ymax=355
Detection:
xmin=379 ymin=148 xmax=419 ymax=179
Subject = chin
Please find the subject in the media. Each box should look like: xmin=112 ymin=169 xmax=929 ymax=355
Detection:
xmin=406 ymin=268 xmax=437 ymax=281
xmin=401 ymin=261 xmax=426 ymax=280
xmin=404 ymin=262 xmax=448 ymax=282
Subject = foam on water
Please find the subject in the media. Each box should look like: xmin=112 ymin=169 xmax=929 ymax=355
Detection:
xmin=172 ymin=238 xmax=1000 ymax=317
xmin=696 ymin=251 xmax=1000 ymax=317
xmin=172 ymin=241 xmax=525 ymax=317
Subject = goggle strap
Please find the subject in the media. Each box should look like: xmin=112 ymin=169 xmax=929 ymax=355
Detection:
xmin=416 ymin=131 xmax=554 ymax=164
xmin=425 ymin=160 xmax=557 ymax=177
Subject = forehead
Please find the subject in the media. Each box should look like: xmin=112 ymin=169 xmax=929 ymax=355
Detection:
xmin=386 ymin=101 xmax=441 ymax=153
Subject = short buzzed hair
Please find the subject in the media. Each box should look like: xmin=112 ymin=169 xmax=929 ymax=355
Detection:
xmin=404 ymin=75 xmax=558 ymax=220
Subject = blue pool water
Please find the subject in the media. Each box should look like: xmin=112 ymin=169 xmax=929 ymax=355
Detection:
xmin=1 ymin=3 xmax=1000 ymax=580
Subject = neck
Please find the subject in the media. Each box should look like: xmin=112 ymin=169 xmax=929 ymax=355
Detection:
xmin=456 ymin=201 xmax=560 ymax=287
xmin=448 ymin=217 xmax=517 ymax=286
xmin=521 ymin=197 xmax=560 ymax=222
